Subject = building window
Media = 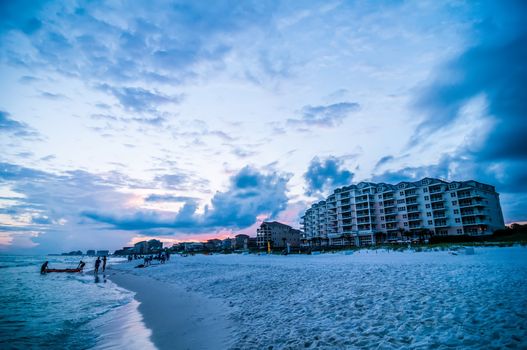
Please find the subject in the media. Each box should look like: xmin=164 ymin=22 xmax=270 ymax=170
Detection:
xmin=404 ymin=222 xmax=408 ymax=226
xmin=380 ymin=209 xmax=384 ymax=213
xmin=398 ymin=206 xmax=406 ymax=211
xmin=457 ymin=229 xmax=463 ymax=234
xmin=455 ymin=218 xmax=461 ymax=223
xmin=428 ymin=220 xmax=433 ymax=225
xmin=381 ymin=224 xmax=385 ymax=228
xmin=397 ymin=199 xmax=405 ymax=204
xmin=427 ymin=212 xmax=432 ymax=217
xmin=399 ymin=191 xmax=404 ymax=195
xmin=452 ymin=201 xmax=457 ymax=206
xmin=454 ymin=209 xmax=459 ymax=214
xmin=381 ymin=216 xmax=385 ymax=221
xmin=451 ymin=192 xmax=456 ymax=197
xmin=425 ymin=204 xmax=430 ymax=208
xmin=423 ymin=188 xmax=428 ymax=192
xmin=403 ymin=214 xmax=407 ymax=219
xmin=424 ymin=196 xmax=429 ymax=200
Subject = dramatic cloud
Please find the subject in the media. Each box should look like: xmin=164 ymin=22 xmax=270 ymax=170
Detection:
xmin=304 ymin=157 xmax=354 ymax=196
xmin=411 ymin=3 xmax=526 ymax=156
xmin=0 ymin=110 xmax=39 ymax=138
xmin=401 ymin=1 xmax=527 ymax=221
xmin=83 ymin=166 xmax=291 ymax=232
xmin=288 ymin=102 xmax=360 ymax=128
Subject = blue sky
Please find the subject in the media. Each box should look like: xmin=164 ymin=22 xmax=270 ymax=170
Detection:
xmin=1 ymin=0 xmax=525 ymax=253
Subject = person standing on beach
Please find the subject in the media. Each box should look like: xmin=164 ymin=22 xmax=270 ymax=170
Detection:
xmin=102 ymin=256 xmax=107 ymax=272
xmin=94 ymin=257 xmax=101 ymax=273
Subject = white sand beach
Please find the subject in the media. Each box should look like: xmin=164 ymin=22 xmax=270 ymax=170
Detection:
xmin=108 ymin=270 xmax=233 ymax=350
xmin=110 ymin=246 xmax=527 ymax=349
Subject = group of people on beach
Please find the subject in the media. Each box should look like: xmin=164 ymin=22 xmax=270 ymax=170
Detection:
xmin=129 ymin=251 xmax=170 ymax=268
xmin=40 ymin=256 xmax=107 ymax=274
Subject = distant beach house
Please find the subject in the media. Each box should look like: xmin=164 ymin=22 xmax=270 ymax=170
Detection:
xmin=256 ymin=221 xmax=301 ymax=249
xmin=96 ymin=250 xmax=109 ymax=256
xmin=184 ymin=242 xmax=204 ymax=252
xmin=134 ymin=239 xmax=163 ymax=254
xmin=147 ymin=239 xmax=163 ymax=252
xmin=205 ymin=239 xmax=223 ymax=251
xmin=234 ymin=234 xmax=250 ymax=250
xmin=301 ymin=177 xmax=505 ymax=247
xmin=86 ymin=250 xmax=95 ymax=256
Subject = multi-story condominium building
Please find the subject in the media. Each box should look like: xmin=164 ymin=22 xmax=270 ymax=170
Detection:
xmin=256 ymin=221 xmax=302 ymax=249
xmin=301 ymin=178 xmax=505 ymax=247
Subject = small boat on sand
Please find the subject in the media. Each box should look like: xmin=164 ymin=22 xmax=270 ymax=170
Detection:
xmin=45 ymin=268 xmax=82 ymax=273
xmin=40 ymin=260 xmax=86 ymax=274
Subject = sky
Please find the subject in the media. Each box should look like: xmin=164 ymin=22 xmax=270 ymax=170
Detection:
xmin=1 ymin=0 xmax=525 ymax=254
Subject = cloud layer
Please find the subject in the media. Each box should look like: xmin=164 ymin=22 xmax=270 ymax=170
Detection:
xmin=83 ymin=166 xmax=290 ymax=232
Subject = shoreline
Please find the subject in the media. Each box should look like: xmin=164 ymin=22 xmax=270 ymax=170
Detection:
xmin=107 ymin=266 xmax=232 ymax=350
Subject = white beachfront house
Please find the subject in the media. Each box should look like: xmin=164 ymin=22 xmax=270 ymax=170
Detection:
xmin=301 ymin=178 xmax=505 ymax=247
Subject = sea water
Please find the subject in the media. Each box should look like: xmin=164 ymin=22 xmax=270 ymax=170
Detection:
xmin=0 ymin=255 xmax=153 ymax=349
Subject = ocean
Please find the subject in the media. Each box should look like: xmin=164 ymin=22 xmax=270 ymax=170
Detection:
xmin=0 ymin=255 xmax=153 ymax=350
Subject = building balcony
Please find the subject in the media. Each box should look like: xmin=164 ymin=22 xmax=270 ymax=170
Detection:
xmin=429 ymin=186 xmax=443 ymax=193
xmin=457 ymin=191 xmax=484 ymax=200
xmin=462 ymin=218 xmax=488 ymax=225
xmin=407 ymin=205 xmax=419 ymax=213
xmin=434 ymin=221 xmax=449 ymax=228
xmin=459 ymin=201 xmax=485 ymax=208
xmin=385 ymin=216 xmax=398 ymax=223
xmin=405 ymin=198 xmax=418 ymax=205
xmin=430 ymin=196 xmax=444 ymax=203
xmin=460 ymin=209 xmax=485 ymax=217
xmin=383 ymin=201 xmax=396 ymax=208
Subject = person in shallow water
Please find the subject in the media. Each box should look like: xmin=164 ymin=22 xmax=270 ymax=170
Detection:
xmin=94 ymin=257 xmax=101 ymax=273
xmin=40 ymin=261 xmax=49 ymax=274
xmin=102 ymin=256 xmax=107 ymax=272
xmin=77 ymin=260 xmax=86 ymax=271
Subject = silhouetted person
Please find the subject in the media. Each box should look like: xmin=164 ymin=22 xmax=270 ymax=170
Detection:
xmin=102 ymin=256 xmax=107 ymax=272
xmin=77 ymin=260 xmax=86 ymax=271
xmin=40 ymin=261 xmax=49 ymax=274
xmin=94 ymin=257 xmax=101 ymax=273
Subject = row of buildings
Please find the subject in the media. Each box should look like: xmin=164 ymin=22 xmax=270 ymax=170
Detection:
xmin=112 ymin=224 xmax=304 ymax=255
xmin=112 ymin=177 xmax=504 ymax=254
xmin=114 ymin=239 xmax=163 ymax=255
xmin=301 ymin=177 xmax=505 ymax=247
